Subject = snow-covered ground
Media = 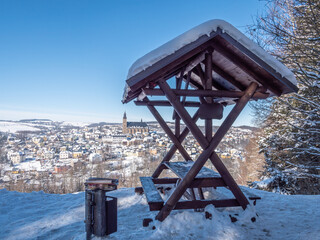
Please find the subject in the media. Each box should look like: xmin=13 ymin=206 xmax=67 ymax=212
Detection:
xmin=0 ymin=187 xmax=319 ymax=240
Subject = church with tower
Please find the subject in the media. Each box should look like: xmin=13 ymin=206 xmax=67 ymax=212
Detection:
xmin=122 ymin=112 xmax=149 ymax=134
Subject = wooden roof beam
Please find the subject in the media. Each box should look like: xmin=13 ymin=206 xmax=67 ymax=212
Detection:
xmin=143 ymin=89 xmax=269 ymax=100
xmin=134 ymin=100 xmax=201 ymax=107
xmin=211 ymin=63 xmax=246 ymax=91
xmin=211 ymin=41 xmax=282 ymax=96
xmin=194 ymin=65 xmax=206 ymax=88
xmin=189 ymin=76 xmax=205 ymax=90
xmin=194 ymin=64 xmax=227 ymax=90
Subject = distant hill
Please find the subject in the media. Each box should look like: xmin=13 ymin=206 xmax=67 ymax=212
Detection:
xmin=19 ymin=119 xmax=52 ymax=123
xmin=236 ymin=125 xmax=258 ymax=131
xmin=87 ymin=122 xmax=121 ymax=127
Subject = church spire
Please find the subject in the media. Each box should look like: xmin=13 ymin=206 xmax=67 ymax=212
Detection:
xmin=122 ymin=111 xmax=127 ymax=134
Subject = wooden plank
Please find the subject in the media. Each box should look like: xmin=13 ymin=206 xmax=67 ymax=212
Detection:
xmin=174 ymin=199 xmax=240 ymax=209
xmin=189 ymin=178 xmax=226 ymax=188
xmin=164 ymin=161 xmax=220 ymax=179
xmin=142 ymin=89 xmax=269 ymax=99
xmin=147 ymin=202 xmax=164 ymax=211
xmin=148 ymin=199 xmax=240 ymax=211
xmin=152 ymin=178 xmax=179 ymax=184
xmin=140 ymin=177 xmax=163 ymax=204
xmin=135 ymin=100 xmax=201 ymax=107
xmin=152 ymin=177 xmax=226 ymax=188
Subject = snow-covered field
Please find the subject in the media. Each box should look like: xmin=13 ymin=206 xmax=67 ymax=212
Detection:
xmin=0 ymin=121 xmax=41 ymax=133
xmin=0 ymin=187 xmax=319 ymax=240
xmin=0 ymin=120 xmax=90 ymax=133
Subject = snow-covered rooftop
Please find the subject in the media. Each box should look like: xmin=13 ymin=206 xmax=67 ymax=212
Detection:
xmin=127 ymin=19 xmax=296 ymax=85
xmin=123 ymin=19 xmax=298 ymax=103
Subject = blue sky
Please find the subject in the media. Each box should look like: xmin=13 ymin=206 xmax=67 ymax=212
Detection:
xmin=0 ymin=0 xmax=266 ymax=125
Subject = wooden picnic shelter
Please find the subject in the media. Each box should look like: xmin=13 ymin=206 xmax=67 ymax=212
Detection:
xmin=122 ymin=19 xmax=298 ymax=222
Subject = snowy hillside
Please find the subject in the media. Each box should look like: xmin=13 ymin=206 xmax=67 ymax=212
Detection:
xmin=0 ymin=121 xmax=42 ymax=133
xmin=0 ymin=187 xmax=319 ymax=240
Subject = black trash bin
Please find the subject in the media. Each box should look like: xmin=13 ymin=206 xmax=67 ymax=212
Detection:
xmin=105 ymin=196 xmax=117 ymax=235
xmin=85 ymin=178 xmax=118 ymax=240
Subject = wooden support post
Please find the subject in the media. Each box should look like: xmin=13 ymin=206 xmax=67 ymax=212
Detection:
xmin=205 ymin=50 xmax=213 ymax=142
xmin=175 ymin=74 xmax=180 ymax=136
xmin=156 ymin=80 xmax=257 ymax=221
xmin=195 ymin=65 xmax=206 ymax=87
xmin=145 ymin=100 xmax=192 ymax=162
xmin=181 ymin=71 xmax=191 ymax=104
xmin=198 ymin=188 xmax=205 ymax=200
xmin=175 ymin=117 xmax=180 ymax=136
xmin=190 ymin=188 xmax=196 ymax=200
xmin=152 ymin=110 xmax=199 ymax=178
xmin=173 ymin=73 xmax=183 ymax=120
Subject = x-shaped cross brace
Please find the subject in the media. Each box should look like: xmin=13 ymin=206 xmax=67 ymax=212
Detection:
xmin=151 ymin=80 xmax=258 ymax=221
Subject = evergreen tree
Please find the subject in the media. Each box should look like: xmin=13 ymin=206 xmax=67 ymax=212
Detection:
xmin=250 ymin=0 xmax=320 ymax=194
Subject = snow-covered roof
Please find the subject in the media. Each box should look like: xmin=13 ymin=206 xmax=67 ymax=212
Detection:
xmin=127 ymin=20 xmax=295 ymax=83
xmin=123 ymin=19 xmax=298 ymax=103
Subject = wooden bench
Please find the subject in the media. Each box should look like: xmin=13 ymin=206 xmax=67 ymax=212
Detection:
xmin=140 ymin=177 xmax=164 ymax=211
xmin=163 ymin=161 xmax=261 ymax=205
xmin=239 ymin=186 xmax=261 ymax=205
xmin=164 ymin=161 xmax=221 ymax=179
xmin=140 ymin=176 xmax=241 ymax=211
xmin=139 ymin=162 xmax=261 ymax=211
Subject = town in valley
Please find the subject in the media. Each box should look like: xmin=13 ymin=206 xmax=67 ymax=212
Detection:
xmin=0 ymin=114 xmax=263 ymax=193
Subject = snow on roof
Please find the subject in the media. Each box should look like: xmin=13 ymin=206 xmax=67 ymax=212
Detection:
xmin=127 ymin=121 xmax=148 ymax=128
xmin=127 ymin=19 xmax=296 ymax=85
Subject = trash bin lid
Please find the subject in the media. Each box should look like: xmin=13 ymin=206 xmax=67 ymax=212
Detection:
xmin=85 ymin=178 xmax=118 ymax=191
